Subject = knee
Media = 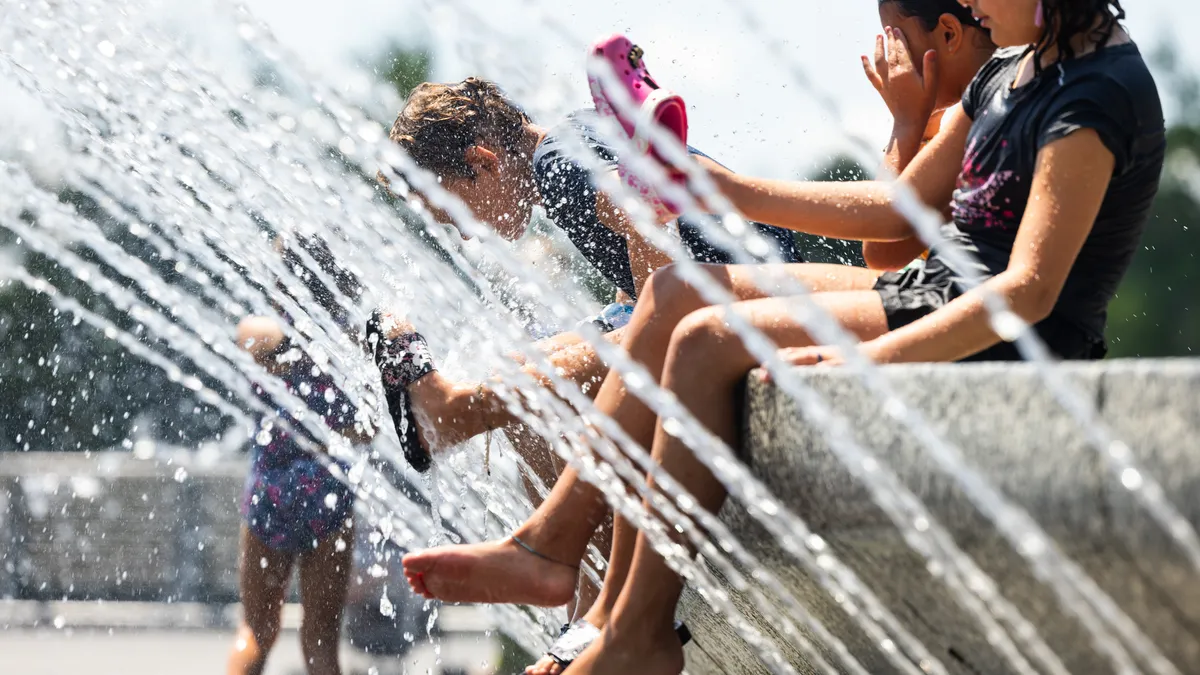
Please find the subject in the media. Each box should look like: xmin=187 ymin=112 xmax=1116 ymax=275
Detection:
xmin=643 ymin=264 xmax=690 ymax=307
xmin=641 ymin=264 xmax=709 ymax=327
xmin=669 ymin=308 xmax=737 ymax=364
xmin=243 ymin=614 xmax=282 ymax=651
xmin=300 ymin=612 xmax=342 ymax=649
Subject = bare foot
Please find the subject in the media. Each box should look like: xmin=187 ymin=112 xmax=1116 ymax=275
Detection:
xmin=402 ymin=538 xmax=578 ymax=606
xmin=546 ymin=622 xmax=685 ymax=675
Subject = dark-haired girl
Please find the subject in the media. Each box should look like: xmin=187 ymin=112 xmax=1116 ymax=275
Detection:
xmin=398 ymin=2 xmax=1164 ymax=674
xmin=866 ymin=0 xmax=997 ymax=269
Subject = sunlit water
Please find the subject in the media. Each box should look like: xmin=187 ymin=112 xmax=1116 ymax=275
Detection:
xmin=0 ymin=0 xmax=1194 ymax=673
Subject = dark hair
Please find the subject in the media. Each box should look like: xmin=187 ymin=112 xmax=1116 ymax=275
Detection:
xmin=386 ymin=77 xmax=532 ymax=180
xmin=1035 ymin=0 xmax=1125 ymax=73
xmin=879 ymin=0 xmax=981 ymax=32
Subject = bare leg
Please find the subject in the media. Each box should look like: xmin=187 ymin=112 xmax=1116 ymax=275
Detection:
xmin=227 ymin=527 xmax=295 ymax=675
xmin=567 ymin=291 xmax=889 ymax=675
xmin=297 ymin=520 xmax=354 ymax=675
xmin=403 ymin=263 xmax=879 ymax=612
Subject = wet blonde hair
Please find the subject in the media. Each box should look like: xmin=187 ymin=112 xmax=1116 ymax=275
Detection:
xmin=387 ymin=78 xmax=533 ymax=179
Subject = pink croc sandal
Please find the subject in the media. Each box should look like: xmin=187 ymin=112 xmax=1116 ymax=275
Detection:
xmin=587 ymin=34 xmax=689 ymax=222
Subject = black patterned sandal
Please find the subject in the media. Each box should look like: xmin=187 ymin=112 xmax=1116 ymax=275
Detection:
xmin=366 ymin=309 xmax=437 ymax=473
xmin=546 ymin=618 xmax=692 ymax=670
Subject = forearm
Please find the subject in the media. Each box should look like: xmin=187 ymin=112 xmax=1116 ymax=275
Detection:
xmin=594 ymin=179 xmax=674 ymax=294
xmin=881 ymin=123 xmax=925 ymax=178
xmin=869 ymin=271 xmax=1052 ymax=363
xmin=625 ymin=230 xmax=674 ymax=296
xmin=710 ymin=170 xmax=912 ymax=242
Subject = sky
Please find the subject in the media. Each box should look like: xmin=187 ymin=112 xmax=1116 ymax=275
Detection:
xmin=205 ymin=1 xmax=1200 ymax=178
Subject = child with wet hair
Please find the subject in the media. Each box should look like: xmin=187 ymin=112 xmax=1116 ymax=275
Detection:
xmin=372 ymin=76 xmax=804 ymax=466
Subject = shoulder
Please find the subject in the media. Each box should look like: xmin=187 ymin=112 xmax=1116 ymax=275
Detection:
xmin=978 ymin=47 xmax=1027 ymax=84
xmin=534 ymin=110 xmax=605 ymax=167
xmin=1070 ymin=44 xmax=1159 ymax=105
xmin=963 ymin=47 xmax=1027 ymax=117
xmin=1049 ymin=44 xmax=1163 ymax=126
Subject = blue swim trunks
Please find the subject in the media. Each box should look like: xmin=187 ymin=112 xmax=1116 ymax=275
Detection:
xmin=577 ymin=302 xmax=635 ymax=334
xmin=241 ymin=341 xmax=360 ymax=553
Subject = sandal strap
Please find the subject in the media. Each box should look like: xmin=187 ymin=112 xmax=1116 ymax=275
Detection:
xmin=546 ymin=619 xmax=601 ymax=666
xmin=510 ymin=536 xmax=580 ymax=570
xmin=543 ymin=619 xmax=692 ymax=669
xmin=367 ymin=310 xmax=437 ymax=387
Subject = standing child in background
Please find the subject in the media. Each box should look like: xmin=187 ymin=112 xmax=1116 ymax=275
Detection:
xmin=227 ymin=235 xmax=370 ymax=675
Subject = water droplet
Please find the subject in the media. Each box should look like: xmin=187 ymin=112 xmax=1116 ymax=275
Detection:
xmin=1121 ymin=468 xmax=1143 ymax=490
xmin=1108 ymin=440 xmax=1131 ymax=461
xmin=357 ymin=123 xmax=382 ymax=143
xmin=379 ymin=589 xmax=395 ymax=618
xmin=990 ymin=311 xmax=1025 ymax=342
xmin=661 ymin=417 xmax=684 ymax=438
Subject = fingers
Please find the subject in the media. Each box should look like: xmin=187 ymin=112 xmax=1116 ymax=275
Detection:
xmin=873 ymin=33 xmax=887 ymax=83
xmin=861 ymin=55 xmax=883 ymax=92
xmin=889 ymin=25 xmax=912 ymax=67
xmin=759 ymin=347 xmax=824 ymax=382
xmin=922 ymin=49 xmax=940 ymax=93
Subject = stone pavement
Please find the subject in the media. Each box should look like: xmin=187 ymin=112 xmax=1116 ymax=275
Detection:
xmin=0 ymin=600 xmax=505 ymax=675
xmin=0 ymin=628 xmax=499 ymax=675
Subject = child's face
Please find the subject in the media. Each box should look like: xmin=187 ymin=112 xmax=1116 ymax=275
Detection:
xmin=432 ymin=144 xmax=533 ymax=242
xmin=958 ymin=0 xmax=1042 ymax=48
xmin=877 ymin=3 xmax=954 ymax=109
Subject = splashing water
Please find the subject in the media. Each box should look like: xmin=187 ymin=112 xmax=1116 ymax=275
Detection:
xmin=0 ymin=0 xmax=1193 ymax=673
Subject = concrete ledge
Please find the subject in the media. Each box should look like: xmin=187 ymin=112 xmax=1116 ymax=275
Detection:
xmin=680 ymin=359 xmax=1200 ymax=675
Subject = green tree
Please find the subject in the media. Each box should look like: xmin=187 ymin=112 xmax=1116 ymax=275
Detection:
xmin=371 ymin=43 xmax=433 ymax=99
xmin=797 ymin=155 xmax=868 ymax=267
xmin=1105 ymin=40 xmax=1200 ymax=357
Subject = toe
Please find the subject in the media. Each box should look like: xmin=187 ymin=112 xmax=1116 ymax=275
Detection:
xmin=401 ymin=550 xmax=433 ymax=573
xmin=406 ymin=571 xmax=430 ymax=596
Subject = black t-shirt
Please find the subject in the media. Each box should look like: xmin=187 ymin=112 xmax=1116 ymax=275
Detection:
xmin=937 ymin=43 xmax=1166 ymax=341
xmin=533 ymin=110 xmax=802 ymax=300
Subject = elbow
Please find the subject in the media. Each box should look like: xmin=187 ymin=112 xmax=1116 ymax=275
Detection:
xmin=862 ymin=246 xmax=907 ymax=272
xmin=874 ymin=211 xmax=915 ymax=243
xmin=1006 ymin=271 xmax=1059 ymax=323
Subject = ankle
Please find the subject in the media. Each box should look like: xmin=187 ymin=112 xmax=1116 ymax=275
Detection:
xmin=510 ymin=524 xmax=590 ymax=569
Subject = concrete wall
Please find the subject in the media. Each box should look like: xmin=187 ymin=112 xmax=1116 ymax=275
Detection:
xmin=679 ymin=359 xmax=1200 ymax=675
xmin=0 ymin=451 xmax=245 ymax=603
